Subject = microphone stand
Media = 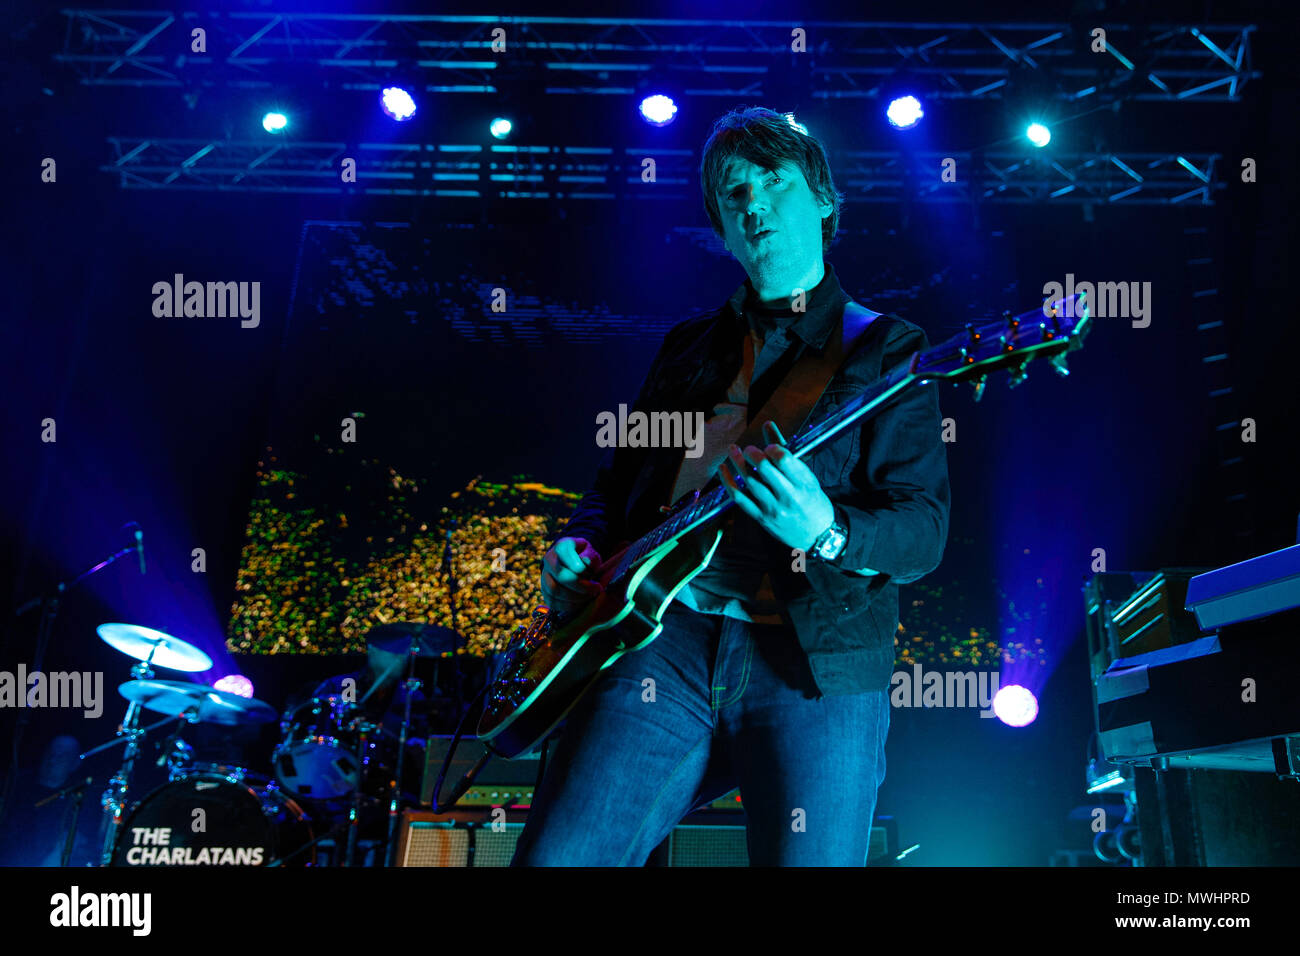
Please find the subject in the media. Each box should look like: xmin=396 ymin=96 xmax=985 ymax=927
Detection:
xmin=2 ymin=526 xmax=142 ymax=830
xmin=380 ymin=518 xmax=459 ymax=865
xmin=383 ymin=649 xmax=421 ymax=867
xmin=443 ymin=518 xmax=460 ymax=634
xmin=35 ymin=776 xmax=94 ymax=867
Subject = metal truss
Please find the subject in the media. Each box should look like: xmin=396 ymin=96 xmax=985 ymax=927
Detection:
xmin=59 ymin=11 xmax=1256 ymax=103
xmin=102 ymin=137 xmax=1223 ymax=205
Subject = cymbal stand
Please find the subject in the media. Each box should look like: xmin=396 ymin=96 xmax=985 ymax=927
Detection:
xmin=343 ymin=713 xmax=375 ymax=867
xmin=383 ymin=644 xmax=422 ymax=867
xmin=96 ymin=646 xmax=159 ymax=865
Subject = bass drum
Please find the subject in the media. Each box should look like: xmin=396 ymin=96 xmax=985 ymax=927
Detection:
xmin=111 ymin=773 xmax=313 ymax=867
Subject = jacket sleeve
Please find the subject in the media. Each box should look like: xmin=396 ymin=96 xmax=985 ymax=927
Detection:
xmin=829 ymin=319 xmax=950 ymax=585
xmin=547 ymin=326 xmax=685 ymax=559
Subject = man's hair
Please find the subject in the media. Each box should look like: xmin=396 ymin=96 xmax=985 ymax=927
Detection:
xmin=699 ymin=106 xmax=844 ymax=253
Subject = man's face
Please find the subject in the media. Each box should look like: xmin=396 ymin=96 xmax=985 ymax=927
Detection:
xmin=714 ymin=156 xmax=832 ymax=297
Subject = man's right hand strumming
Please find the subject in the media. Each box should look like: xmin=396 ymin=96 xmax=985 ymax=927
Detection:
xmin=540 ymin=537 xmax=604 ymax=615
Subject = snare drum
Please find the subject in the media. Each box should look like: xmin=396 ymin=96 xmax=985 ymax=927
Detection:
xmin=111 ymin=773 xmax=312 ymax=866
xmin=164 ymin=739 xmax=252 ymax=784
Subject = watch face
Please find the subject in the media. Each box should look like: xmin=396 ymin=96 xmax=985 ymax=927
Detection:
xmin=818 ymin=527 xmax=847 ymax=560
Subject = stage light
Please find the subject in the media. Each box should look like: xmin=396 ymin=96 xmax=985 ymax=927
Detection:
xmin=380 ymin=86 xmax=417 ymax=122
xmin=992 ymin=684 xmax=1038 ymax=726
xmin=1026 ymin=122 xmax=1052 ymax=147
xmin=639 ymin=94 xmax=678 ymax=127
xmin=490 ymin=117 xmax=513 ymax=140
xmin=262 ymin=112 xmax=288 ymax=134
xmin=213 ymin=674 xmax=254 ymax=699
xmin=886 ymin=95 xmax=924 ymax=129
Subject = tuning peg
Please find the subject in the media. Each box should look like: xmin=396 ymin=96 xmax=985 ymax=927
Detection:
xmin=971 ymin=375 xmax=987 ymax=402
xmin=1049 ymin=352 xmax=1070 ymax=377
xmin=1007 ymin=364 xmax=1029 ymax=389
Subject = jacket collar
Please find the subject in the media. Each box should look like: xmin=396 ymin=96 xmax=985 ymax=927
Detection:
xmin=724 ymin=260 xmax=850 ymax=351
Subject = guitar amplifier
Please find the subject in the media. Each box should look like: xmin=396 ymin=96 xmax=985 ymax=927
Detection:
xmin=419 ymin=735 xmax=541 ymax=808
xmin=397 ymin=811 xmax=526 ymax=867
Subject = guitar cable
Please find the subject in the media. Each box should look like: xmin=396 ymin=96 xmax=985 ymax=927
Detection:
xmin=430 ymin=681 xmax=493 ymax=813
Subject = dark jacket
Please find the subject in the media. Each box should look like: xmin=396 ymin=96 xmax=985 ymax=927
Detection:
xmin=552 ymin=262 xmax=950 ymax=696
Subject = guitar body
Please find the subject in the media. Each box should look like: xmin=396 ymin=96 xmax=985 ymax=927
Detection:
xmin=477 ymin=526 xmax=723 ymax=759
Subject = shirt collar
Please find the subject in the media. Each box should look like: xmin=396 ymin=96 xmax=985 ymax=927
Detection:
xmin=725 ymin=260 xmax=849 ymax=350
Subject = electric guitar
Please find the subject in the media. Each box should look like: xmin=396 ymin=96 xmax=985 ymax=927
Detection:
xmin=478 ymin=293 xmax=1091 ymax=758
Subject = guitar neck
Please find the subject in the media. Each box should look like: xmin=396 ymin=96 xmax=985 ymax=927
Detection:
xmin=585 ymin=291 xmax=1089 ymax=602
xmin=609 ymin=357 xmax=920 ymax=584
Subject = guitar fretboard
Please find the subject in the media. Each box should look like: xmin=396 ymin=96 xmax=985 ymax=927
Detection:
xmin=607 ymin=357 xmax=917 ymax=586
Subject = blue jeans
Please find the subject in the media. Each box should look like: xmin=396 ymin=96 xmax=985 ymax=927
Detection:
xmin=510 ymin=603 xmax=890 ymax=866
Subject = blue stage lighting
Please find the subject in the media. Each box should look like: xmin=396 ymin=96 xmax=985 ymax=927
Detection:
xmin=1026 ymin=122 xmax=1052 ymax=147
xmin=490 ymin=117 xmax=513 ymax=140
xmin=639 ymin=94 xmax=678 ymax=127
xmin=381 ymin=87 xmax=417 ymax=122
xmin=886 ymin=95 xmax=924 ymax=129
xmin=262 ymin=112 xmax=288 ymax=133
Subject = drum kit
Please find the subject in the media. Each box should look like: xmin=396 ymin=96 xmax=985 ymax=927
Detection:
xmin=79 ymin=620 xmax=473 ymax=867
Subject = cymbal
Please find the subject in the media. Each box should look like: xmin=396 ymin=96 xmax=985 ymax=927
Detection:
xmin=366 ymin=622 xmax=462 ymax=658
xmin=97 ymin=623 xmax=213 ymax=673
xmin=119 ymin=679 xmax=277 ymax=725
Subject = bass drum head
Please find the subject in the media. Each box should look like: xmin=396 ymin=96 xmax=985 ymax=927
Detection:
xmin=111 ymin=774 xmax=313 ymax=866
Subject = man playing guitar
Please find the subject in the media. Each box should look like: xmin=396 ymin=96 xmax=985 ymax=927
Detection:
xmin=511 ymin=106 xmax=950 ymax=866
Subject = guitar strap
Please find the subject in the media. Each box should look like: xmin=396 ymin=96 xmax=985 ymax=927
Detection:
xmin=729 ymin=298 xmax=882 ymax=452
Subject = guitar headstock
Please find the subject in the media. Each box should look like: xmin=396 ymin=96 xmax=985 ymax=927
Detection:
xmin=914 ymin=292 xmax=1091 ymax=400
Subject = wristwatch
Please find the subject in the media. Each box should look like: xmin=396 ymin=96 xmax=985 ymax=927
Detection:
xmin=810 ymin=505 xmax=849 ymax=564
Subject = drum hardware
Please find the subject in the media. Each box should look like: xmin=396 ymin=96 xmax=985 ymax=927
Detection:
xmin=154 ymin=708 xmax=199 ymax=768
xmin=96 ymin=623 xmax=214 ymax=674
xmin=366 ymin=621 xmax=462 ymax=866
xmin=344 ymin=715 xmax=378 ymax=867
xmin=266 ymin=817 xmax=353 ymax=867
xmin=82 ymin=628 xmax=271 ymax=866
xmin=385 ymin=669 xmax=422 ymax=867
xmin=117 ymin=678 xmax=277 ymax=725
xmin=93 ymin=642 xmax=169 ymax=866
xmin=365 ymin=622 xmax=462 ymax=660
xmin=161 ymin=736 xmax=251 ymax=784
